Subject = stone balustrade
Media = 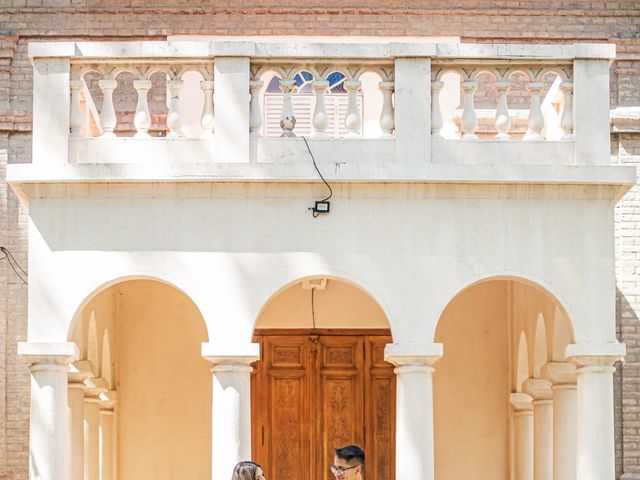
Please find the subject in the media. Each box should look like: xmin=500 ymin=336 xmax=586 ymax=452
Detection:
xmin=430 ymin=63 xmax=573 ymax=141
xmin=25 ymin=40 xmax=616 ymax=170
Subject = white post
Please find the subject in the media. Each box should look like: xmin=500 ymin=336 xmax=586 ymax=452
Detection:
xmin=279 ymin=78 xmax=297 ymax=137
xmin=214 ymin=57 xmax=250 ymax=161
xmin=379 ymin=81 xmax=395 ymax=138
xmin=384 ymin=343 xmax=443 ymax=480
xmin=511 ymin=393 xmax=534 ymax=480
xmin=560 ymin=82 xmax=574 ymax=140
xmin=202 ymin=343 xmax=260 ymax=480
xmin=18 ymin=342 xmax=79 ymax=480
xmin=133 ymin=79 xmax=152 ymax=138
xmin=69 ymin=80 xmax=84 ymax=138
xmin=430 ymin=80 xmax=444 ymax=136
xmin=524 ymin=379 xmax=553 ymax=480
xmin=524 ymin=82 xmax=545 ymax=141
xmin=494 ymin=80 xmax=511 ymax=139
xmin=542 ymin=362 xmax=577 ymax=480
xmin=311 ymin=80 xmax=330 ymax=139
xmin=249 ymin=80 xmax=264 ymax=138
xmin=98 ymin=79 xmax=118 ymax=138
xmin=166 ymin=79 xmax=184 ymax=139
xmin=32 ymin=58 xmax=71 ymax=164
xmin=567 ymin=343 xmax=625 ymax=480
xmin=461 ymin=80 xmax=479 ymax=140
xmin=200 ymin=80 xmax=215 ymax=138
xmin=344 ymin=80 xmax=362 ymax=137
xmin=573 ymin=58 xmax=612 ymax=165
xmin=68 ymin=363 xmax=90 ymax=480
xmin=99 ymin=392 xmax=116 ymax=480
xmin=394 ymin=57 xmax=431 ymax=163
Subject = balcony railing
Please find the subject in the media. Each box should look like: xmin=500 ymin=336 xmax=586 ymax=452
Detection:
xmin=27 ymin=40 xmax=616 ymax=174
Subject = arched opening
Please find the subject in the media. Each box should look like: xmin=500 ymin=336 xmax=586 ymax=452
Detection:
xmin=69 ymin=279 xmax=210 ymax=480
xmin=434 ymin=277 xmax=573 ymax=480
xmin=252 ymin=276 xmax=395 ymax=480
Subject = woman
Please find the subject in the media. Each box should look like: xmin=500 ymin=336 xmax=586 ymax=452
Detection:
xmin=232 ymin=461 xmax=266 ymax=480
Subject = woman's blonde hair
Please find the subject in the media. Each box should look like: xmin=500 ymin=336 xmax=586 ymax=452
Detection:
xmin=231 ymin=461 xmax=262 ymax=480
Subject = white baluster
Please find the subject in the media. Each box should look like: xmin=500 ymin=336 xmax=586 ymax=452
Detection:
xmin=461 ymin=80 xmax=479 ymax=140
xmin=494 ymin=80 xmax=511 ymax=139
xmin=70 ymin=80 xmax=84 ymax=138
xmin=133 ymin=79 xmax=152 ymax=138
xmin=344 ymin=80 xmax=362 ymax=138
xmin=98 ymin=79 xmax=118 ymax=138
xmin=249 ymin=80 xmax=264 ymax=138
xmin=166 ymin=79 xmax=183 ymax=139
xmin=524 ymin=81 xmax=545 ymax=141
xmin=312 ymin=80 xmax=329 ymax=139
xmin=431 ymin=81 xmax=444 ymax=136
xmin=279 ymin=79 xmax=296 ymax=138
xmin=200 ymin=80 xmax=214 ymax=138
xmin=379 ymin=81 xmax=395 ymax=138
xmin=560 ymin=81 xmax=574 ymax=140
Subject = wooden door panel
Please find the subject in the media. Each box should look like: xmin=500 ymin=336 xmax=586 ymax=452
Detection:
xmin=316 ymin=336 xmax=365 ymax=480
xmin=253 ymin=331 xmax=395 ymax=480
xmin=365 ymin=336 xmax=396 ymax=480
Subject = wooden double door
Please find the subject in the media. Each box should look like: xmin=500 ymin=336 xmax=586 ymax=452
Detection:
xmin=251 ymin=330 xmax=396 ymax=480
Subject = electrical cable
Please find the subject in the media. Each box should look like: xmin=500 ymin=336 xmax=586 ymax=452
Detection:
xmin=0 ymin=246 xmax=28 ymax=285
xmin=301 ymin=136 xmax=333 ymax=218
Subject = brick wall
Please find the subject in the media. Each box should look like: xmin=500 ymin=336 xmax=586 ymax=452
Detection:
xmin=0 ymin=2 xmax=639 ymax=479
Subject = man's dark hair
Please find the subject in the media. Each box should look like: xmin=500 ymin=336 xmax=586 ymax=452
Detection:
xmin=335 ymin=445 xmax=365 ymax=465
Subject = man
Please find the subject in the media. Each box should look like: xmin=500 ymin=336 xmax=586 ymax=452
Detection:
xmin=331 ymin=445 xmax=365 ymax=479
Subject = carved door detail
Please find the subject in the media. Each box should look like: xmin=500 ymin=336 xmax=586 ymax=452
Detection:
xmin=252 ymin=331 xmax=395 ymax=480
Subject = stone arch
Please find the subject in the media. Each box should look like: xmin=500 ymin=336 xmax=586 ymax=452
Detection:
xmin=432 ymin=272 xmax=575 ymax=344
xmin=87 ymin=310 xmax=99 ymax=376
xmin=101 ymin=330 xmax=113 ymax=389
xmin=516 ymin=331 xmax=530 ymax=392
xmin=67 ymin=274 xmax=210 ymax=342
xmin=252 ymin=274 xmax=395 ymax=338
xmin=533 ymin=313 xmax=548 ymax=378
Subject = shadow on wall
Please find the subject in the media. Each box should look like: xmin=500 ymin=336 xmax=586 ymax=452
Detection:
xmin=616 ymin=288 xmax=638 ymax=479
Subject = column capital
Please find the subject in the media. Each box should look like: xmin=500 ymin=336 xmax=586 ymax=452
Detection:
xmin=510 ymin=392 xmax=534 ymax=412
xmin=201 ymin=341 xmax=260 ymax=366
xmin=84 ymin=376 xmax=108 ymax=398
xmin=523 ymin=378 xmax=553 ymax=401
xmin=18 ymin=341 xmax=79 ymax=368
xmin=541 ymin=361 xmax=576 ymax=385
xmin=565 ymin=342 xmax=625 ymax=369
xmin=99 ymin=390 xmax=117 ymax=411
xmin=384 ymin=343 xmax=443 ymax=368
xmin=68 ymin=360 xmax=92 ymax=384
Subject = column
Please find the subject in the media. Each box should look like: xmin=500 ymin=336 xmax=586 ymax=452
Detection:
xmin=510 ymin=392 xmax=534 ymax=480
xmin=384 ymin=343 xmax=443 ymax=480
xmin=68 ymin=362 xmax=90 ymax=480
xmin=524 ymin=379 xmax=553 ymax=480
xmin=99 ymin=391 xmax=117 ymax=480
xmin=542 ymin=362 xmax=577 ymax=480
xmin=98 ymin=79 xmax=118 ymax=138
xmin=69 ymin=79 xmax=84 ymax=138
xmin=18 ymin=342 xmax=80 ymax=480
xmin=133 ymin=79 xmax=152 ymax=138
xmin=202 ymin=342 xmax=260 ymax=480
xmin=567 ymin=343 xmax=626 ymax=480
xmin=84 ymin=377 xmax=107 ymax=480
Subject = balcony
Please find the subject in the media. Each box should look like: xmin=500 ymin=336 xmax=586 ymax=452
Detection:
xmin=7 ymin=39 xmax=635 ymax=189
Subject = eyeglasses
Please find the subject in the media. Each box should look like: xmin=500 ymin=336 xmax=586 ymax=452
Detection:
xmin=330 ymin=465 xmax=359 ymax=476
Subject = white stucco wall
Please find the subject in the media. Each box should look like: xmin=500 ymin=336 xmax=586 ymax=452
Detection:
xmin=24 ymin=181 xmax=618 ymax=348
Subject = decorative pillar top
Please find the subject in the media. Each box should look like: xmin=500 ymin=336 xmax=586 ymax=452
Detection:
xmin=384 ymin=342 xmax=443 ymax=368
xmin=523 ymin=378 xmax=553 ymax=401
xmin=541 ymin=361 xmax=577 ymax=386
xmin=68 ymin=360 xmax=92 ymax=384
xmin=565 ymin=342 xmax=626 ymax=368
xmin=18 ymin=341 xmax=79 ymax=366
xmin=510 ymin=392 xmax=534 ymax=412
xmin=201 ymin=341 xmax=260 ymax=366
